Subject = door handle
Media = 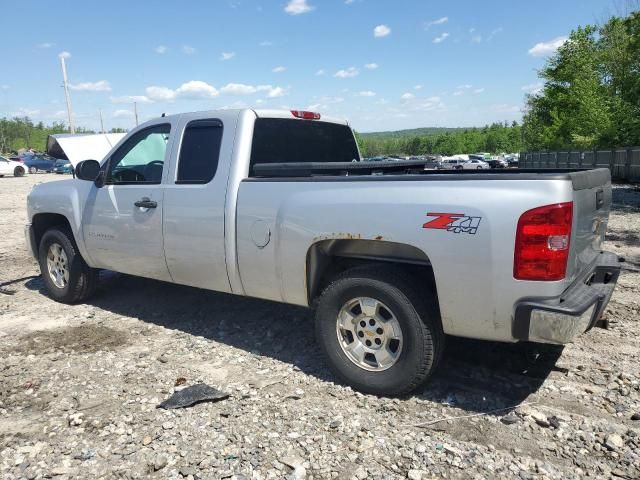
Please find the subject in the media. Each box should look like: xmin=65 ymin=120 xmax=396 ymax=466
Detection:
xmin=134 ymin=198 xmax=157 ymax=209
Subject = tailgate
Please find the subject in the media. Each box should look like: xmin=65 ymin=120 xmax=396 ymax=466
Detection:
xmin=566 ymin=168 xmax=612 ymax=281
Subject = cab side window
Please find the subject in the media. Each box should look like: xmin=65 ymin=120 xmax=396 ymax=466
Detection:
xmin=107 ymin=124 xmax=171 ymax=184
xmin=176 ymin=119 xmax=223 ymax=184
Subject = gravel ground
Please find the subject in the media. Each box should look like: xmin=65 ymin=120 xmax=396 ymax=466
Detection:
xmin=1 ymin=174 xmax=639 ymax=480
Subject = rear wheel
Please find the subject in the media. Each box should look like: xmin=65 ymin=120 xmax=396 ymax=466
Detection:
xmin=38 ymin=227 xmax=97 ymax=304
xmin=29 ymin=166 xmax=37 ymax=174
xmin=14 ymin=166 xmax=25 ymax=177
xmin=315 ymin=265 xmax=444 ymax=396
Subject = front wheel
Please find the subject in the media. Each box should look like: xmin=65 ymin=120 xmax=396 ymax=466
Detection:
xmin=29 ymin=166 xmax=37 ymax=174
xmin=315 ymin=265 xmax=444 ymax=396
xmin=38 ymin=227 xmax=97 ymax=304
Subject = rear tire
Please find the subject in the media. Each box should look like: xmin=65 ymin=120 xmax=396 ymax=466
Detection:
xmin=14 ymin=166 xmax=25 ymax=177
xmin=38 ymin=227 xmax=97 ymax=304
xmin=315 ymin=265 xmax=444 ymax=396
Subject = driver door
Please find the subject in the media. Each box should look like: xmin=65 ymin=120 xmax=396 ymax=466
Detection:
xmin=82 ymin=123 xmax=173 ymax=281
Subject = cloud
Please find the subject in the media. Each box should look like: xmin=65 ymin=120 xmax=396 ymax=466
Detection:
xmin=37 ymin=42 xmax=54 ymax=49
xmin=473 ymin=88 xmax=485 ymax=94
xmin=220 ymin=51 xmax=236 ymax=61
xmin=491 ymin=103 xmax=521 ymax=114
xmin=452 ymin=91 xmax=464 ymax=96
xmin=1 ymin=85 xmax=9 ymax=90
xmin=272 ymin=65 xmax=286 ymax=73
xmin=220 ymin=83 xmax=257 ymax=95
xmin=425 ymin=16 xmax=448 ymax=29
xmin=266 ymin=86 xmax=286 ymax=98
xmin=334 ymin=67 xmax=360 ymax=78
xmin=528 ymin=36 xmax=567 ymax=57
xmin=285 ymin=0 xmax=315 ymax=15
xmin=414 ymin=85 xmax=423 ymax=90
xmin=356 ymin=91 xmax=376 ymax=97
xmin=471 ymin=34 xmax=482 ymax=43
xmin=11 ymin=108 xmax=41 ymax=117
xmin=113 ymin=109 xmax=133 ymax=118
xmin=110 ymin=95 xmax=152 ymax=104
xmin=146 ymin=86 xmax=177 ymax=101
xmin=259 ymin=40 xmax=273 ymax=47
xmin=373 ymin=25 xmax=391 ymax=38
xmin=401 ymin=92 xmax=415 ymax=100
xmin=176 ymin=80 xmax=218 ymax=98
xmin=154 ymin=45 xmax=167 ymax=54
xmin=182 ymin=45 xmax=197 ymax=55
xmin=487 ymin=27 xmax=503 ymax=41
xmin=69 ymin=80 xmax=112 ymax=92
xmin=145 ymin=81 xmax=219 ymax=101
xmin=315 ymin=69 xmax=326 ymax=76
xmin=364 ymin=63 xmax=379 ymax=70
xmin=432 ymin=32 xmax=450 ymax=44
xmin=58 ymin=51 xmax=71 ymax=59
xmin=521 ymin=82 xmax=544 ymax=94
xmin=457 ymin=84 xmax=472 ymax=89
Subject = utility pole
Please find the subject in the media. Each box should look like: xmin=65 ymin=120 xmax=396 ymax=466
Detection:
xmin=134 ymin=101 xmax=139 ymax=127
xmin=99 ymin=110 xmax=105 ymax=133
xmin=59 ymin=55 xmax=75 ymax=134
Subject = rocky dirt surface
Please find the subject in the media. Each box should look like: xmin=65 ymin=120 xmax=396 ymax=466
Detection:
xmin=0 ymin=174 xmax=639 ymax=480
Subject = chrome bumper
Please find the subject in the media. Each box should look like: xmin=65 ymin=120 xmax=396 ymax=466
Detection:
xmin=513 ymin=251 xmax=621 ymax=345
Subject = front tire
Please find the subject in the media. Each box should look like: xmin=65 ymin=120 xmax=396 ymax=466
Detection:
xmin=38 ymin=227 xmax=97 ymax=304
xmin=14 ymin=166 xmax=25 ymax=177
xmin=29 ymin=166 xmax=37 ymax=174
xmin=315 ymin=265 xmax=444 ymax=396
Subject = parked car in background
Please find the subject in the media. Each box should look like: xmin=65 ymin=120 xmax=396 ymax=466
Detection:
xmin=439 ymin=158 xmax=467 ymax=170
xmin=53 ymin=159 xmax=73 ymax=174
xmin=463 ymin=159 xmax=490 ymax=169
xmin=0 ymin=155 xmax=27 ymax=177
xmin=23 ymin=154 xmax=57 ymax=173
xmin=505 ymin=154 xmax=519 ymax=167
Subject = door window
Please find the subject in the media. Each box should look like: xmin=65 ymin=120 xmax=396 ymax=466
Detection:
xmin=176 ymin=119 xmax=223 ymax=184
xmin=107 ymin=124 xmax=171 ymax=184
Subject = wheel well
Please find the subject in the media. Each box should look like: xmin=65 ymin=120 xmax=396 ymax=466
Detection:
xmin=32 ymin=213 xmax=72 ymax=250
xmin=306 ymin=239 xmax=439 ymax=308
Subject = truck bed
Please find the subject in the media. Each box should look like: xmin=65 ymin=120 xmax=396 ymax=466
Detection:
xmin=250 ymin=163 xmax=610 ymax=190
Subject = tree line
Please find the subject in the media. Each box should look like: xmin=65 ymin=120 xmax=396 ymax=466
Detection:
xmin=356 ymin=122 xmax=522 ymax=157
xmin=522 ymin=10 xmax=640 ymax=150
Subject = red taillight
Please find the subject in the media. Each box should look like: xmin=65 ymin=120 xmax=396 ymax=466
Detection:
xmin=514 ymin=202 xmax=573 ymax=281
xmin=291 ymin=110 xmax=321 ymax=120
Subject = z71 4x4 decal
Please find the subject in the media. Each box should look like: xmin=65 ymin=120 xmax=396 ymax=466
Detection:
xmin=423 ymin=212 xmax=482 ymax=235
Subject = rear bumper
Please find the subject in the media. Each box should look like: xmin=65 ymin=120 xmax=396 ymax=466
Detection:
xmin=513 ymin=251 xmax=621 ymax=344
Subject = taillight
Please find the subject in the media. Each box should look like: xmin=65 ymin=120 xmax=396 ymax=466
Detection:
xmin=291 ymin=110 xmax=321 ymax=120
xmin=514 ymin=202 xmax=573 ymax=281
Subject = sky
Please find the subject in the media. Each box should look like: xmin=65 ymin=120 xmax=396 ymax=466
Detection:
xmin=0 ymin=0 xmax=620 ymax=132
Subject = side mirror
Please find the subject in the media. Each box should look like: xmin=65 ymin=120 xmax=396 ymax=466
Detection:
xmin=75 ymin=160 xmax=101 ymax=182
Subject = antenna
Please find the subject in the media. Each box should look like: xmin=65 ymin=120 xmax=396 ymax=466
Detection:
xmin=99 ymin=109 xmax=105 ymax=134
xmin=59 ymin=55 xmax=75 ymax=134
xmin=134 ymin=101 xmax=139 ymax=127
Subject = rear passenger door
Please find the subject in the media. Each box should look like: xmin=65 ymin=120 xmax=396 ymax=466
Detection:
xmin=162 ymin=112 xmax=234 ymax=293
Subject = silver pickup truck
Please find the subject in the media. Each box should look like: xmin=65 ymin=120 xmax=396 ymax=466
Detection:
xmin=25 ymin=109 xmax=621 ymax=395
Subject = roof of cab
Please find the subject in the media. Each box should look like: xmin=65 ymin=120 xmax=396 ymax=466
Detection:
xmin=145 ymin=109 xmax=349 ymax=126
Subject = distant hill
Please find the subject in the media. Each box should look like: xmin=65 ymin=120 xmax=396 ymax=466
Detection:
xmin=360 ymin=127 xmax=469 ymax=139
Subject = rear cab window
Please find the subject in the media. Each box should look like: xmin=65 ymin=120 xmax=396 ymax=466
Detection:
xmin=249 ymin=118 xmax=360 ymax=176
